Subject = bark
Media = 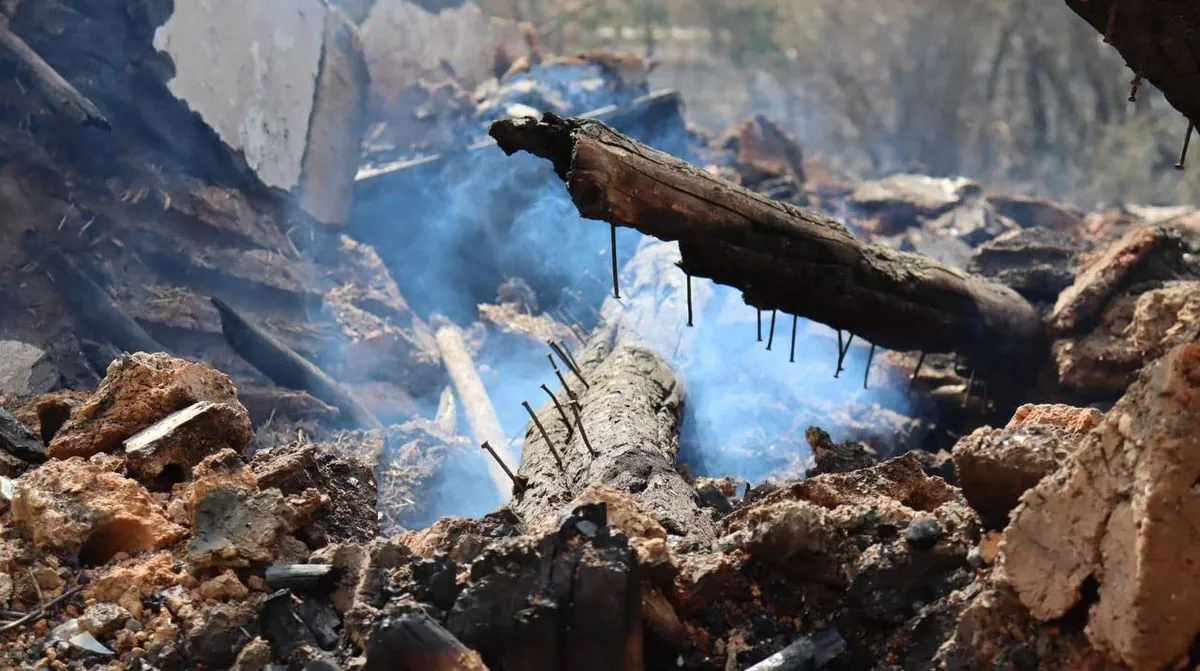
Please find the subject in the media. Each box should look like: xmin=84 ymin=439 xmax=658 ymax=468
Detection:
xmin=433 ymin=322 xmax=518 ymax=500
xmin=513 ymin=240 xmax=718 ymax=542
xmin=488 ymin=115 xmax=1045 ymax=372
xmin=1062 ymin=0 xmax=1200 ymax=132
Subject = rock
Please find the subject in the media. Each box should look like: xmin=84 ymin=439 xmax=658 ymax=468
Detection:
xmin=804 ymin=425 xmax=878 ymax=477
xmin=951 ymin=405 xmax=1098 ymax=529
xmin=999 ymin=343 xmax=1200 ymax=668
xmin=723 ymin=455 xmax=980 ymax=624
xmin=184 ymin=602 xmax=255 ymax=669
xmin=1053 ymin=280 xmax=1200 ymax=395
xmin=695 ymin=479 xmax=734 ymax=516
xmin=260 ymin=590 xmax=318 ymax=660
xmin=0 ymin=406 xmax=45 ymax=463
xmin=232 ymin=637 xmax=273 ymax=671
xmin=310 ymin=539 xmax=411 ymax=616
xmin=0 ymin=340 xmax=58 ymax=397
xmin=11 ymin=390 xmax=90 ymax=444
xmin=396 ymin=508 xmax=522 ymax=565
xmin=48 ymin=353 xmax=244 ymax=460
xmin=1048 ymin=224 xmax=1185 ymax=336
xmin=124 ymin=401 xmax=253 ymax=487
xmin=84 ymin=552 xmax=185 ymax=619
xmin=934 ymin=585 xmax=1122 ymax=670
xmin=153 ymin=1 xmax=368 ymax=228
xmin=923 ymin=202 xmax=1019 ymax=247
xmin=187 ymin=488 xmax=298 ymax=568
xmin=80 ymin=602 xmax=132 ymax=638
xmin=904 ymin=517 xmax=945 ymax=546
xmin=11 ymin=457 xmax=185 ymax=561
xmin=985 ymin=194 xmax=1083 ymax=233
xmin=253 ymin=442 xmax=378 ymax=545
xmin=967 ymin=227 xmax=1082 ymax=303
xmin=848 ymin=174 xmax=979 ymax=236
xmin=198 ymin=570 xmax=251 ymax=601
xmin=0 ymin=451 xmax=28 ymax=478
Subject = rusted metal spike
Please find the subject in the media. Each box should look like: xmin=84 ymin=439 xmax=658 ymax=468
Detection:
xmin=1104 ymin=0 xmax=1119 ymax=43
xmin=908 ymin=352 xmax=927 ymax=396
xmin=610 ymin=223 xmax=620 ymax=299
xmin=835 ymin=331 xmax=854 ymax=378
xmin=569 ymin=400 xmax=597 ymax=456
xmin=961 ymin=369 xmax=976 ymax=408
xmin=756 ymin=308 xmax=763 ymax=342
xmin=686 ymin=273 xmax=694 ymax=327
xmin=541 ymin=384 xmax=574 ymax=437
xmin=548 ymin=340 xmax=589 ymax=388
xmin=789 ymin=315 xmax=798 ymax=363
xmin=1175 ymin=121 xmax=1194 ymax=171
xmin=1128 ymin=72 xmax=1142 ymax=102
xmin=522 ymin=401 xmax=565 ymax=472
xmin=863 ymin=344 xmax=876 ymax=389
xmin=766 ymin=310 xmax=777 ymax=350
xmin=481 ymin=441 xmax=528 ymax=494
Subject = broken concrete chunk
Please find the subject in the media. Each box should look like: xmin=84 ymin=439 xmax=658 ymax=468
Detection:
xmin=188 ymin=487 xmax=297 ymax=568
xmin=952 ymin=407 xmax=1095 ymax=529
xmin=154 ymin=0 xmax=369 ymax=228
xmin=0 ymin=340 xmax=58 ymax=397
xmin=0 ymin=406 xmax=45 ymax=463
xmin=999 ymin=343 xmax=1200 ymax=669
xmin=11 ymin=457 xmax=185 ymax=561
xmin=48 ymin=353 xmax=245 ymax=460
xmin=124 ymin=401 xmax=253 ymax=487
xmin=1048 ymin=224 xmax=1184 ymax=336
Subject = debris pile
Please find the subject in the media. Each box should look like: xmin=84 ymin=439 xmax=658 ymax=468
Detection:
xmin=5 ymin=0 xmax=1200 ymax=668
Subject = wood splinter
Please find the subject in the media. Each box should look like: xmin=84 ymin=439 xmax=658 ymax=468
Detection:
xmin=863 ymin=343 xmax=877 ymax=389
xmin=482 ymin=441 xmax=528 ymax=495
xmin=522 ymin=400 xmax=566 ymax=472
xmin=1175 ymin=121 xmax=1194 ymax=171
xmin=540 ymin=383 xmax=575 ymax=437
xmin=766 ymin=309 xmax=777 ymax=350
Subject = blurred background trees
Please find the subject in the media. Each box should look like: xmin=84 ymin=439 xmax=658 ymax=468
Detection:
xmin=475 ymin=0 xmax=1200 ymax=207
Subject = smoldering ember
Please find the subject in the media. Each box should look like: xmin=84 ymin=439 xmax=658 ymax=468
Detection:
xmin=2 ymin=0 xmax=1200 ymax=669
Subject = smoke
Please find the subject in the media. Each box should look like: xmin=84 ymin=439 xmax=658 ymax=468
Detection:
xmin=348 ymin=64 xmax=913 ymax=522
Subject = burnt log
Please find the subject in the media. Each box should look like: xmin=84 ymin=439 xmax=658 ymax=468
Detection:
xmin=367 ymin=610 xmax=491 ymax=671
xmin=0 ymin=16 xmax=109 ymax=130
xmin=488 ymin=114 xmax=1045 ymax=373
xmin=513 ymin=240 xmax=718 ymax=543
xmin=1062 ymin=0 xmax=1200 ymax=132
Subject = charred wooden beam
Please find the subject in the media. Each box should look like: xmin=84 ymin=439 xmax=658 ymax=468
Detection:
xmin=22 ymin=231 xmax=165 ymax=356
xmin=488 ymin=115 xmax=1044 ymax=371
xmin=514 ymin=241 xmax=717 ymax=542
xmin=0 ymin=17 xmax=110 ymax=130
xmin=367 ymin=611 xmax=491 ymax=671
xmin=210 ymin=296 xmax=381 ymax=431
xmin=1063 ymin=0 xmax=1200 ymax=131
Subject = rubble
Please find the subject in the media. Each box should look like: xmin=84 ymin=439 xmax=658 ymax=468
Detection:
xmin=952 ymin=403 xmax=1100 ymax=529
xmin=124 ymin=400 xmax=254 ymax=487
xmin=1000 ymin=343 xmax=1200 ymax=668
xmin=11 ymin=456 xmax=185 ymax=561
xmin=48 ymin=352 xmax=246 ymax=460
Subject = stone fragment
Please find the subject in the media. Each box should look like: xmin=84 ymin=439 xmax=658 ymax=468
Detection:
xmin=11 ymin=458 xmax=185 ymax=561
xmin=84 ymin=552 xmax=184 ymax=619
xmin=804 ymin=425 xmax=878 ymax=477
xmin=80 ymin=603 xmax=132 ymax=638
xmin=184 ymin=602 xmax=254 ymax=669
xmin=952 ymin=405 xmax=1096 ymax=529
xmin=1053 ymin=280 xmax=1200 ymax=394
xmin=197 ymin=570 xmax=251 ymax=601
xmin=0 ymin=340 xmax=58 ymax=397
xmin=1048 ymin=224 xmax=1184 ymax=335
xmin=310 ymin=539 xmax=411 ymax=615
xmin=0 ymin=406 xmax=45 ymax=463
xmin=999 ymin=343 xmax=1200 ymax=668
xmin=187 ymin=488 xmax=298 ymax=568
xmin=967 ymin=227 xmax=1081 ymax=303
xmin=11 ymin=390 xmax=89 ymax=444
xmin=48 ymin=353 xmax=245 ymax=460
xmin=723 ymin=455 xmax=979 ymax=624
xmin=848 ymin=174 xmax=978 ymax=235
xmin=232 ymin=637 xmax=272 ymax=671
xmin=124 ymin=401 xmax=252 ymax=487
xmin=253 ymin=442 xmax=378 ymax=545
xmin=985 ymin=193 xmax=1083 ymax=233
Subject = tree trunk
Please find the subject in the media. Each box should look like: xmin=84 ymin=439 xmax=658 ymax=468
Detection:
xmin=513 ymin=239 xmax=718 ymax=543
xmin=488 ymin=115 xmax=1045 ymax=375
